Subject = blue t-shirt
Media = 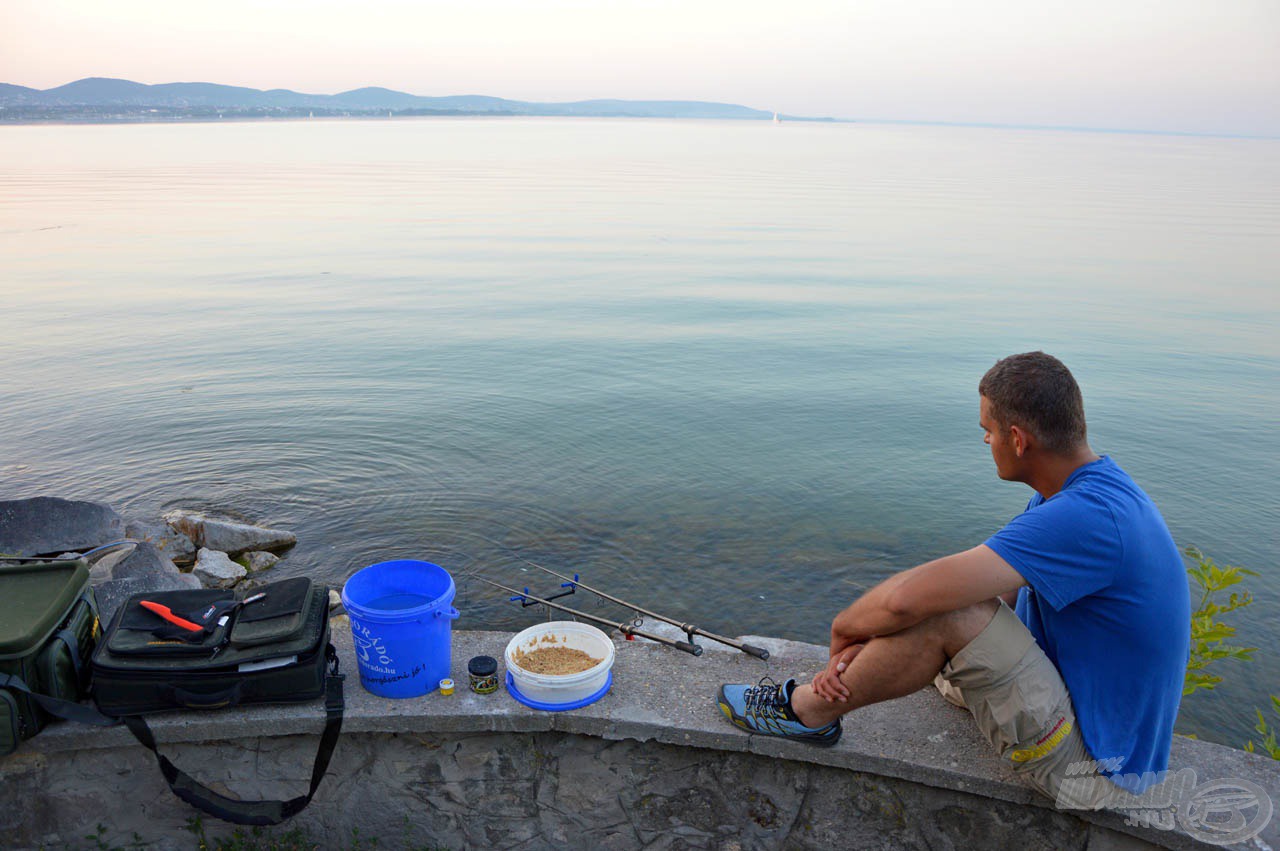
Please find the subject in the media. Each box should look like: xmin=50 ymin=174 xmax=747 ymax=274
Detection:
xmin=985 ymin=456 xmax=1189 ymax=792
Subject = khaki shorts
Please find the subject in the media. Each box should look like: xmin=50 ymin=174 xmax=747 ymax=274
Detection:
xmin=934 ymin=601 xmax=1113 ymax=810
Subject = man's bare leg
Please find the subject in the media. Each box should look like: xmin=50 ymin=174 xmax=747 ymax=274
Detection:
xmin=790 ymin=599 xmax=999 ymax=729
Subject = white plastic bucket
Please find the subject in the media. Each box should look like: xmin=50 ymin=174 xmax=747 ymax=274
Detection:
xmin=504 ymin=621 xmax=615 ymax=708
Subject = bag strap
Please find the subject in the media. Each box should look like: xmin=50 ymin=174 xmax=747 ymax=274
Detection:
xmin=121 ymin=644 xmax=345 ymax=826
xmin=0 ymin=673 xmax=120 ymax=727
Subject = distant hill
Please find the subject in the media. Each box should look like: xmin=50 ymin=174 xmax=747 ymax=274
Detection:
xmin=0 ymin=82 xmax=38 ymax=101
xmin=33 ymin=77 xmax=337 ymax=109
xmin=0 ymin=77 xmax=801 ymax=121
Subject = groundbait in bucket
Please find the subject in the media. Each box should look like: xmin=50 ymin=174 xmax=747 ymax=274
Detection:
xmin=341 ymin=560 xmax=459 ymax=698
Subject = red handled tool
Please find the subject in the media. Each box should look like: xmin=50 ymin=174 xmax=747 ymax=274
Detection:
xmin=140 ymin=600 xmax=205 ymax=632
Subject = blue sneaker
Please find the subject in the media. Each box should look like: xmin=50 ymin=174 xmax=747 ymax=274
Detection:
xmin=717 ymin=677 xmax=842 ymax=747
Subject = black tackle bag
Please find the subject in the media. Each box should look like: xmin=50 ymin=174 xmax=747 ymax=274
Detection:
xmin=92 ymin=575 xmax=345 ymax=825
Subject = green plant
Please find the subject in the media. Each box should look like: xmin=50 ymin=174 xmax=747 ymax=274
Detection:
xmin=1183 ymin=546 xmax=1257 ymax=697
xmin=83 ymin=824 xmax=145 ymax=850
xmin=185 ymin=816 xmax=317 ymax=851
xmin=1245 ymin=695 xmax=1280 ymax=760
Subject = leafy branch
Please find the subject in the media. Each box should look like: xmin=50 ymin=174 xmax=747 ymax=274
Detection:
xmin=1183 ymin=546 xmax=1257 ymax=697
xmin=1245 ymin=695 xmax=1280 ymax=760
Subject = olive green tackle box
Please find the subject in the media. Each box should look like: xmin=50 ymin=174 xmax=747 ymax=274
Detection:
xmin=0 ymin=555 xmax=113 ymax=756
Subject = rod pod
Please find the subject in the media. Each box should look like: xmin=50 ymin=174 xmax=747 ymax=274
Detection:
xmin=523 ymin=562 xmax=770 ymax=660
xmin=479 ymin=578 xmax=703 ymax=656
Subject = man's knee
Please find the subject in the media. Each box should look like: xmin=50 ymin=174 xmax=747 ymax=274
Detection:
xmin=938 ymin=598 xmax=1000 ymax=659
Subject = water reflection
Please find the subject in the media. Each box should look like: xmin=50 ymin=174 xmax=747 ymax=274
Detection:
xmin=1 ymin=118 xmax=1277 ymax=745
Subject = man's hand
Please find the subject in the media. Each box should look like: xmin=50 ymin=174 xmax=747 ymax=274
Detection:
xmin=811 ymin=642 xmax=864 ymax=703
xmin=809 ymin=546 xmax=1025 ymax=704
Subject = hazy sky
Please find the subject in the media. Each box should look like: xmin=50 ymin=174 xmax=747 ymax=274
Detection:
xmin=4 ymin=0 xmax=1278 ymax=135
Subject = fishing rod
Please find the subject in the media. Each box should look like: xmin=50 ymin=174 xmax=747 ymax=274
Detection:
xmin=517 ymin=558 xmax=770 ymax=660
xmin=478 ymin=578 xmax=703 ymax=657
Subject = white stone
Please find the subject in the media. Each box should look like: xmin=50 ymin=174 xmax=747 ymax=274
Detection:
xmin=162 ymin=510 xmax=296 ymax=557
xmin=328 ymin=589 xmax=341 ymax=612
xmin=193 ymin=547 xmax=247 ymax=588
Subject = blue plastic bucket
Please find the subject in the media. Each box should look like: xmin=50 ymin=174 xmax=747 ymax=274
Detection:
xmin=341 ymin=560 xmax=460 ymax=698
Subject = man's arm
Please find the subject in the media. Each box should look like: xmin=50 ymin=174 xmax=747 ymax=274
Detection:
xmin=830 ymin=544 xmax=1026 ymax=649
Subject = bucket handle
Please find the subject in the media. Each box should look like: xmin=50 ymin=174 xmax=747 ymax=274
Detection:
xmin=436 ymin=606 xmax=460 ymax=620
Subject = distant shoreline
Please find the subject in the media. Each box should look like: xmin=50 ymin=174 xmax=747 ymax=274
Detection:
xmin=4 ymin=78 xmax=1273 ymax=139
xmin=0 ymin=110 xmax=838 ymax=126
xmin=0 ymin=77 xmax=804 ymax=124
xmin=2 ymin=111 xmax=1272 ymax=141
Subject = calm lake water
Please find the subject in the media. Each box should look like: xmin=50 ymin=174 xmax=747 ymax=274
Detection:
xmin=1 ymin=118 xmax=1277 ymax=745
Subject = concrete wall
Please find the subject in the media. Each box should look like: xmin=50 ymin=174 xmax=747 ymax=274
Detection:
xmin=4 ymin=628 xmax=1277 ymax=850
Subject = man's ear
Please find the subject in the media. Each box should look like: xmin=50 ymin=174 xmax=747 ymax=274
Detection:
xmin=1009 ymin=424 xmax=1030 ymax=457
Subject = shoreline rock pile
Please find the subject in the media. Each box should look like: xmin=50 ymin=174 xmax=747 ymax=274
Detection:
xmin=0 ymin=497 xmax=297 ymax=622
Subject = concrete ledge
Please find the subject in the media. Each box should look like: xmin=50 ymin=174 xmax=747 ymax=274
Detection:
xmin=6 ymin=627 xmax=1279 ymax=849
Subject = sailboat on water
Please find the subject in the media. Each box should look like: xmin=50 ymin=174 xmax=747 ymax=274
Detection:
xmin=772 ymin=112 xmax=780 ymax=124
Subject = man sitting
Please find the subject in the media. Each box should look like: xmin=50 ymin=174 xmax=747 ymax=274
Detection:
xmin=717 ymin=351 xmax=1190 ymax=805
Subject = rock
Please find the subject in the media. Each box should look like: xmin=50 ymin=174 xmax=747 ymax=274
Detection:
xmin=193 ymin=548 xmax=247 ymax=589
xmin=94 ymin=571 xmax=202 ymax=625
xmin=85 ymin=542 xmax=151 ymax=587
xmin=82 ymin=540 xmax=183 ymax=588
xmin=0 ymin=497 xmax=124 ymax=556
xmin=87 ymin=541 xmax=201 ymax=621
xmin=93 ymin=540 xmax=180 ymax=580
xmin=328 ymin=589 xmax=342 ymax=613
xmin=239 ymin=551 xmax=280 ymax=572
xmin=162 ymin=510 xmax=296 ymax=558
xmin=235 ymin=575 xmax=272 ymax=595
xmin=125 ymin=519 xmax=197 ymax=565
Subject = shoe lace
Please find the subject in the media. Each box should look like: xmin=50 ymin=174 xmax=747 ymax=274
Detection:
xmin=742 ymin=677 xmax=785 ymax=713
